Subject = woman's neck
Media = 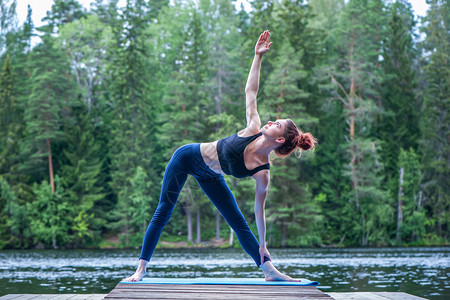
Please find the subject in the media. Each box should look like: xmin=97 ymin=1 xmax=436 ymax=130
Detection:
xmin=252 ymin=135 xmax=278 ymax=157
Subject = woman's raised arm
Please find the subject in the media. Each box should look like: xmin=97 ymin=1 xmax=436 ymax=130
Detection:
xmin=244 ymin=31 xmax=272 ymax=133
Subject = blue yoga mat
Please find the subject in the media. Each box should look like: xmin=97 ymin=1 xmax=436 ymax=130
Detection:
xmin=120 ymin=277 xmax=319 ymax=286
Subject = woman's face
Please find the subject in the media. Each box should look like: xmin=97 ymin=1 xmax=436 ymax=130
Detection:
xmin=262 ymin=119 xmax=287 ymax=141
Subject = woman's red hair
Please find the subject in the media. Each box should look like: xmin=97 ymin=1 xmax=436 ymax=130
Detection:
xmin=274 ymin=119 xmax=317 ymax=158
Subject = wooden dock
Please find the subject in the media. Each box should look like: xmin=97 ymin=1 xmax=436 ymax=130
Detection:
xmin=104 ymin=282 xmax=331 ymax=299
xmin=0 ymin=291 xmax=429 ymax=299
xmin=327 ymin=292 xmax=428 ymax=300
xmin=0 ymin=295 xmax=106 ymax=299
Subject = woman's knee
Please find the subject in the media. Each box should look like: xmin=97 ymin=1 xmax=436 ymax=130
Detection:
xmin=227 ymin=214 xmax=250 ymax=232
xmin=151 ymin=202 xmax=175 ymax=226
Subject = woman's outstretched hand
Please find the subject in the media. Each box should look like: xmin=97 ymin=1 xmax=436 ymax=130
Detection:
xmin=259 ymin=245 xmax=271 ymax=265
xmin=255 ymin=30 xmax=272 ymax=56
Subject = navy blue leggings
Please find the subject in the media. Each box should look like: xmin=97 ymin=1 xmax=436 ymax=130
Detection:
xmin=139 ymin=143 xmax=269 ymax=267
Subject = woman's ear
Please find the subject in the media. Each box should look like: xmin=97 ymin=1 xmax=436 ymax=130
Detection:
xmin=276 ymin=137 xmax=285 ymax=144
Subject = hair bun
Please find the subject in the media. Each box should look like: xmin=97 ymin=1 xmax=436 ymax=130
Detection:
xmin=297 ymin=133 xmax=316 ymax=151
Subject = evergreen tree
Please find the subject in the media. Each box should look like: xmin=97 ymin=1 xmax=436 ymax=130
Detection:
xmin=0 ymin=0 xmax=17 ymax=54
xmin=419 ymin=0 xmax=449 ymax=242
xmin=397 ymin=148 xmax=426 ymax=244
xmin=61 ymin=99 xmax=105 ymax=246
xmin=308 ymin=0 xmax=348 ymax=245
xmin=107 ymin=0 xmax=161 ymax=245
xmin=314 ymin=102 xmax=351 ymax=245
xmin=325 ymin=0 xmax=390 ymax=245
xmin=308 ymin=0 xmax=345 ymax=31
xmin=380 ymin=1 xmax=419 ymax=243
xmin=28 ymin=176 xmax=72 ymax=248
xmin=0 ymin=54 xmax=20 ymax=180
xmin=42 ymin=0 xmax=87 ymax=34
xmin=380 ymin=0 xmax=419 ymax=178
xmin=20 ymin=35 xmax=76 ymax=193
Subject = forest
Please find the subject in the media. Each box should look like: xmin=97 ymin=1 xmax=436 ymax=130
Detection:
xmin=0 ymin=0 xmax=448 ymax=250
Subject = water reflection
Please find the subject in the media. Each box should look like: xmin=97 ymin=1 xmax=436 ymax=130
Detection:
xmin=0 ymin=247 xmax=448 ymax=299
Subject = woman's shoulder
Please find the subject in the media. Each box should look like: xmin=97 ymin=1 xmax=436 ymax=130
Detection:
xmin=237 ymin=128 xmax=261 ymax=138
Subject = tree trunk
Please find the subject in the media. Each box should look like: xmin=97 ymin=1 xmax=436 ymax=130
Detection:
xmin=277 ymin=71 xmax=286 ymax=119
xmin=185 ymin=205 xmax=193 ymax=243
xmin=281 ymin=221 xmax=287 ymax=248
xmin=396 ymin=167 xmax=404 ymax=243
xmin=125 ymin=222 xmax=129 ymax=247
xmin=229 ymin=227 xmax=234 ymax=246
xmin=216 ymin=211 xmax=221 ymax=241
xmin=195 ymin=206 xmax=201 ymax=244
xmin=47 ymin=138 xmax=55 ymax=194
xmin=349 ymin=38 xmax=359 ymax=207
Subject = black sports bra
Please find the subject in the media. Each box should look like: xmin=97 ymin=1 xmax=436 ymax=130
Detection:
xmin=216 ymin=132 xmax=270 ymax=178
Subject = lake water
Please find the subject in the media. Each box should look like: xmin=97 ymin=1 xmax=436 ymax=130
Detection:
xmin=0 ymin=247 xmax=448 ymax=299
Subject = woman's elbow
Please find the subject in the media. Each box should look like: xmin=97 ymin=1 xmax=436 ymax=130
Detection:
xmin=245 ymin=86 xmax=257 ymax=96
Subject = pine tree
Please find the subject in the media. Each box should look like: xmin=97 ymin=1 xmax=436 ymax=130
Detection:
xmin=0 ymin=0 xmax=17 ymax=53
xmin=107 ymin=0 xmax=161 ymax=245
xmin=325 ymin=0 xmax=390 ymax=245
xmin=397 ymin=148 xmax=425 ymax=244
xmin=42 ymin=0 xmax=87 ymax=34
xmin=20 ymin=35 xmax=76 ymax=193
xmin=28 ymin=176 xmax=72 ymax=248
xmin=0 ymin=54 xmax=20 ymax=179
xmin=380 ymin=1 xmax=419 ymax=243
xmin=419 ymin=0 xmax=449 ymax=242
xmin=308 ymin=0 xmax=345 ymax=31
xmin=380 ymin=0 xmax=419 ymax=176
xmin=314 ymin=102 xmax=352 ymax=245
xmin=61 ymin=99 xmax=105 ymax=246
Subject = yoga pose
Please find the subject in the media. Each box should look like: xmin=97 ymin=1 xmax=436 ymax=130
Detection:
xmin=124 ymin=30 xmax=316 ymax=282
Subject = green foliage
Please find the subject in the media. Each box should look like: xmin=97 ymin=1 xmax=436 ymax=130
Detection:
xmin=0 ymin=54 xmax=21 ymax=182
xmin=397 ymin=148 xmax=425 ymax=243
xmin=61 ymin=99 xmax=106 ymax=246
xmin=29 ymin=176 xmax=72 ymax=248
xmin=20 ymin=35 xmax=77 ymax=181
xmin=419 ymin=0 xmax=449 ymax=242
xmin=0 ymin=0 xmax=447 ymax=249
xmin=379 ymin=1 xmax=419 ymax=210
xmin=58 ymin=14 xmax=113 ymax=112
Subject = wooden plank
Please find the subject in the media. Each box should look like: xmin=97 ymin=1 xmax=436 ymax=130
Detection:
xmin=0 ymin=296 xmax=107 ymax=300
xmin=104 ymin=282 xmax=331 ymax=299
xmin=106 ymin=289 xmax=329 ymax=297
xmin=106 ymin=293 xmax=327 ymax=300
xmin=0 ymin=295 xmax=26 ymax=300
xmin=375 ymin=292 xmax=427 ymax=300
xmin=84 ymin=295 xmax=108 ymax=300
xmin=326 ymin=292 xmax=428 ymax=300
xmin=0 ymin=295 xmax=41 ymax=300
xmin=327 ymin=292 xmax=393 ymax=300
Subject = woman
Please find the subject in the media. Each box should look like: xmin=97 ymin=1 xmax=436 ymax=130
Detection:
xmin=124 ymin=30 xmax=316 ymax=282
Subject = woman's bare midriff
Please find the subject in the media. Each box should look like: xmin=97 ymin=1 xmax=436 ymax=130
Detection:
xmin=200 ymin=134 xmax=269 ymax=176
xmin=200 ymin=141 xmax=225 ymax=175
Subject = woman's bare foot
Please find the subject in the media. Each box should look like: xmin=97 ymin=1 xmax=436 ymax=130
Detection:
xmin=123 ymin=271 xmax=145 ymax=282
xmin=260 ymin=261 xmax=300 ymax=282
xmin=123 ymin=259 xmax=148 ymax=282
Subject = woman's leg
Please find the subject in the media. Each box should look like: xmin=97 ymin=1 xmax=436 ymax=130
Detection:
xmin=139 ymin=160 xmax=188 ymax=261
xmin=195 ymin=176 xmax=269 ymax=267
xmin=195 ymin=176 xmax=299 ymax=281
xmin=124 ymin=150 xmax=188 ymax=282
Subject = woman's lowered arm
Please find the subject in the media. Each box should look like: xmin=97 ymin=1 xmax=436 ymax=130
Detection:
xmin=253 ymin=170 xmax=271 ymax=265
